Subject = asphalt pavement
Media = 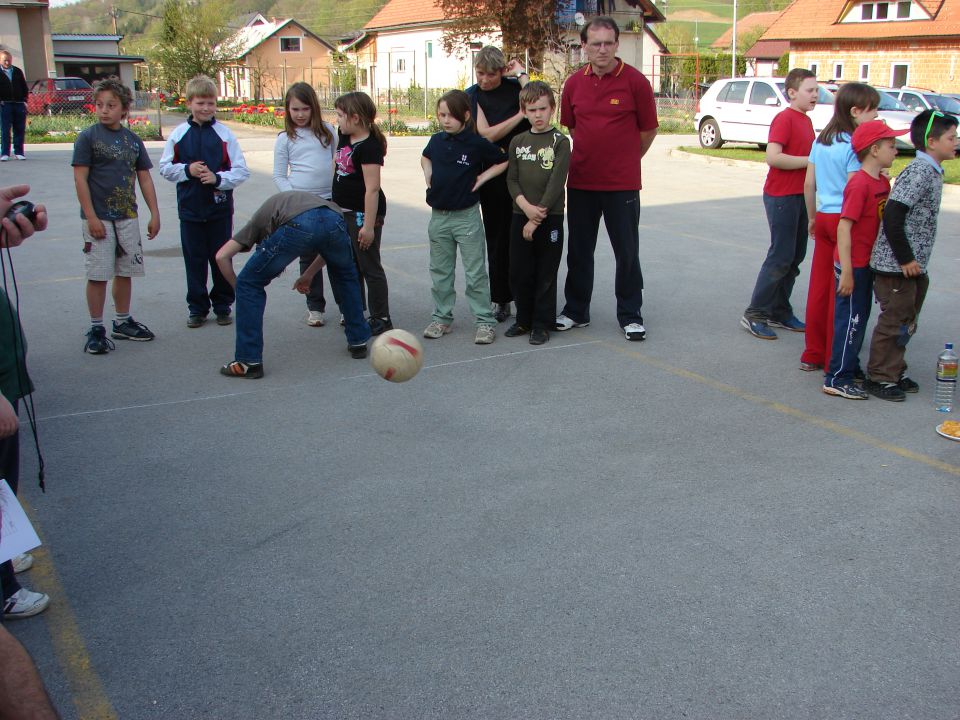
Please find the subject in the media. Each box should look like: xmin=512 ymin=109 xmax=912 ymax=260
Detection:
xmin=1 ymin=124 xmax=959 ymax=719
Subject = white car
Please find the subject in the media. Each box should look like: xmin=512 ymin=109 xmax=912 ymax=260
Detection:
xmin=695 ymin=77 xmax=914 ymax=150
xmin=695 ymin=77 xmax=835 ymax=149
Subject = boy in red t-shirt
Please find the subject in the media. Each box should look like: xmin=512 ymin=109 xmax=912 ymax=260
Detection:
xmin=741 ymin=69 xmax=818 ymax=340
xmin=822 ymin=120 xmax=907 ymax=400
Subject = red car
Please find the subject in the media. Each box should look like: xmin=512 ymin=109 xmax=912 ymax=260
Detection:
xmin=27 ymin=77 xmax=94 ymax=115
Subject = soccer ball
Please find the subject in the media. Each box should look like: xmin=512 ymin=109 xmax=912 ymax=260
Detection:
xmin=370 ymin=329 xmax=424 ymax=383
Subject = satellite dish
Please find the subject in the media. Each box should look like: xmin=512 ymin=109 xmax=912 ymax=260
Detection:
xmin=574 ymin=12 xmax=586 ymax=26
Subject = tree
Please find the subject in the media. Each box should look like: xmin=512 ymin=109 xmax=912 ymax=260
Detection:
xmin=150 ymin=0 xmax=243 ymax=91
xmin=433 ymin=0 xmax=559 ymax=64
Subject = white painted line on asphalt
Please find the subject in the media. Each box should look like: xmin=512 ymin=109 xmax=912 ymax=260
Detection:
xmin=37 ymin=340 xmax=603 ymax=421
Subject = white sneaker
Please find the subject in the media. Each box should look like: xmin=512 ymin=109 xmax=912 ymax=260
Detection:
xmin=3 ymin=588 xmax=50 ymax=619
xmin=12 ymin=553 xmax=33 ymax=574
xmin=474 ymin=323 xmax=496 ymax=344
xmin=555 ymin=314 xmax=589 ymax=331
xmin=14 ymin=154 xmax=25 ymax=161
xmin=623 ymin=323 xmax=646 ymax=341
xmin=306 ymin=310 xmax=325 ymax=327
xmin=0 ymin=156 xmax=9 ymax=162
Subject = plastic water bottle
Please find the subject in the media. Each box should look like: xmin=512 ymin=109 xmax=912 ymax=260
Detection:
xmin=935 ymin=343 xmax=958 ymax=412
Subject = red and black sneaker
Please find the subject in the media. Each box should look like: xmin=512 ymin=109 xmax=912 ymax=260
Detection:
xmin=219 ymin=360 xmax=264 ymax=379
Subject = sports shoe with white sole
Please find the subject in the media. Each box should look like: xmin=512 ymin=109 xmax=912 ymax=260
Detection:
xmin=3 ymin=588 xmax=50 ymax=619
xmin=474 ymin=323 xmax=496 ymax=344
xmin=306 ymin=310 xmax=325 ymax=327
xmin=12 ymin=553 xmax=33 ymax=574
xmin=423 ymin=321 xmax=451 ymax=339
xmin=623 ymin=323 xmax=646 ymax=341
xmin=554 ymin=314 xmax=589 ymax=331
xmin=822 ymin=383 xmax=868 ymax=400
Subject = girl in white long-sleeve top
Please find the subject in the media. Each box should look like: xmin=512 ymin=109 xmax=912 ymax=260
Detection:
xmin=273 ymin=82 xmax=337 ymax=326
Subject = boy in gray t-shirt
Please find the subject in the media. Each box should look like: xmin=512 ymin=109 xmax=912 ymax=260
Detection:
xmin=71 ymin=77 xmax=160 ymax=354
xmin=865 ymin=110 xmax=959 ymax=401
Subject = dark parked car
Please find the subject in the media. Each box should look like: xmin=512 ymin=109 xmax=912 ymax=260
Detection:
xmin=27 ymin=77 xmax=94 ymax=115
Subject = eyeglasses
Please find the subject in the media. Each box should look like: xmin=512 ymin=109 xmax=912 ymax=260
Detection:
xmin=924 ymin=110 xmax=945 ymax=148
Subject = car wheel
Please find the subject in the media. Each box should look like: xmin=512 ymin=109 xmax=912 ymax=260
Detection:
xmin=699 ymin=118 xmax=724 ymax=149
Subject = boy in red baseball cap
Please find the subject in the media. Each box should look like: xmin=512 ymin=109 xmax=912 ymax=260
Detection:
xmin=822 ymin=120 xmax=908 ymax=400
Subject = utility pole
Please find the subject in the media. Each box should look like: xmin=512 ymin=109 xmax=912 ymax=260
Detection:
xmin=731 ymin=0 xmax=738 ymax=78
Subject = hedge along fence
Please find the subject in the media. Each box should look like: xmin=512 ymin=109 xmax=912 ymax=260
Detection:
xmin=25 ymin=113 xmax=161 ymax=143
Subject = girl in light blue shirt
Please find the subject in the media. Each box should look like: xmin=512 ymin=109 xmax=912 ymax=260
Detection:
xmin=800 ymin=83 xmax=880 ymax=372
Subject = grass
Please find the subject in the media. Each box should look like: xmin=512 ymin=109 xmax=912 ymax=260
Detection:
xmin=678 ymin=145 xmax=960 ymax=184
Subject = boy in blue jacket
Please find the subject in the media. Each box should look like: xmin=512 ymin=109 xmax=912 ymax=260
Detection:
xmin=160 ymin=75 xmax=249 ymax=327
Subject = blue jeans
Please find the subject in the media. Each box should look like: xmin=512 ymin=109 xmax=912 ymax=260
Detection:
xmin=745 ymin=193 xmax=808 ymax=323
xmin=0 ymin=102 xmax=27 ymax=157
xmin=825 ymin=265 xmax=872 ymax=386
xmin=234 ymin=207 xmax=370 ymax=364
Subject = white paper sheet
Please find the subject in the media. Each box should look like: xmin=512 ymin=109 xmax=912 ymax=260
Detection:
xmin=0 ymin=479 xmax=41 ymax=564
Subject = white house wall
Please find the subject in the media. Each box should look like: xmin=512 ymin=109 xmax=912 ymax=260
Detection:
xmin=369 ymin=26 xmax=502 ymax=98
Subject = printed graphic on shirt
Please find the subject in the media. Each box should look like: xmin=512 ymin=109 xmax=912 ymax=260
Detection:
xmin=538 ymin=146 xmax=555 ymax=170
xmin=457 ymin=154 xmax=470 ymax=167
xmin=335 ymin=144 xmax=355 ymax=177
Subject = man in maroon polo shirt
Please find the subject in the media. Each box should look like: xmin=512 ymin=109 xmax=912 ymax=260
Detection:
xmin=555 ymin=16 xmax=658 ymax=341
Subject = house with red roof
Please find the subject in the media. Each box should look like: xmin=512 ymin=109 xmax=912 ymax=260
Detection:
xmin=760 ymin=0 xmax=960 ymax=91
xmin=347 ymin=0 xmax=667 ymax=104
xmin=217 ymin=13 xmax=336 ymax=101
xmin=710 ymin=11 xmax=786 ymax=77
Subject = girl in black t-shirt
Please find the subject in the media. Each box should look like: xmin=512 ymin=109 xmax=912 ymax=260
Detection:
xmin=332 ymin=92 xmax=392 ymax=335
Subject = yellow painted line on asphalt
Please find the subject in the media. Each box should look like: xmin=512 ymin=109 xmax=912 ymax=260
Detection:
xmin=21 ymin=498 xmax=118 ymax=720
xmin=607 ymin=342 xmax=960 ymax=477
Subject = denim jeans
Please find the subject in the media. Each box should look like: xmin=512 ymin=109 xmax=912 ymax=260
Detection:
xmin=234 ymin=207 xmax=370 ymax=364
xmin=745 ymin=193 xmax=808 ymax=323
xmin=0 ymin=102 xmax=26 ymax=157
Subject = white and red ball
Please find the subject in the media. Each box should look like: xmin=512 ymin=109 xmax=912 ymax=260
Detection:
xmin=370 ymin=329 xmax=424 ymax=383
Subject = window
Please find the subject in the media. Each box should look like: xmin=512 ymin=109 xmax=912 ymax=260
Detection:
xmin=897 ymin=1 xmax=911 ymax=18
xmin=891 ymin=63 xmax=909 ymax=88
xmin=718 ymin=80 xmax=748 ymax=104
xmin=876 ymin=2 xmax=889 ymax=18
xmin=900 ymin=91 xmax=924 ymax=110
xmin=861 ymin=3 xmax=874 ymax=19
xmin=279 ymin=37 xmax=301 ymax=53
xmin=833 ymin=62 xmax=844 ymax=79
xmin=748 ymin=81 xmax=777 ymax=106
xmin=426 ymin=41 xmax=433 ymax=59
xmin=809 ymin=62 xmax=820 ymax=78
xmin=396 ymin=57 xmax=406 ymax=72
xmin=359 ymin=68 xmax=368 ymax=86
xmin=859 ymin=62 xmax=870 ymax=81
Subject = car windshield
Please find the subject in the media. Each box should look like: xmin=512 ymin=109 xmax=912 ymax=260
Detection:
xmin=926 ymin=93 xmax=960 ymax=113
xmin=774 ymin=83 xmax=834 ymax=104
xmin=877 ymin=92 xmax=908 ymax=111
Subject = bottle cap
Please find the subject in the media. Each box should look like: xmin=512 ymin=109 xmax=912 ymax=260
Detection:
xmin=948 ymin=343 xmax=955 ymax=350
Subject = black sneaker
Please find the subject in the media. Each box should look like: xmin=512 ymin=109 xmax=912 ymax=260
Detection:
xmin=494 ymin=303 xmax=512 ymax=323
xmin=368 ymin=316 xmax=393 ymax=335
xmin=822 ymin=382 xmax=868 ymax=400
xmin=529 ymin=328 xmax=549 ymax=345
xmin=864 ymin=379 xmax=906 ymax=402
xmin=348 ymin=343 xmax=368 ymax=359
xmin=215 ymin=314 xmax=232 ymax=326
xmin=504 ymin=323 xmax=529 ymax=337
xmin=187 ymin=315 xmax=206 ymax=328
xmin=111 ymin=317 xmax=155 ymax=341
xmin=898 ymin=376 xmax=919 ymax=393
xmin=219 ymin=360 xmax=263 ymax=379
xmin=84 ymin=325 xmax=115 ymax=354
